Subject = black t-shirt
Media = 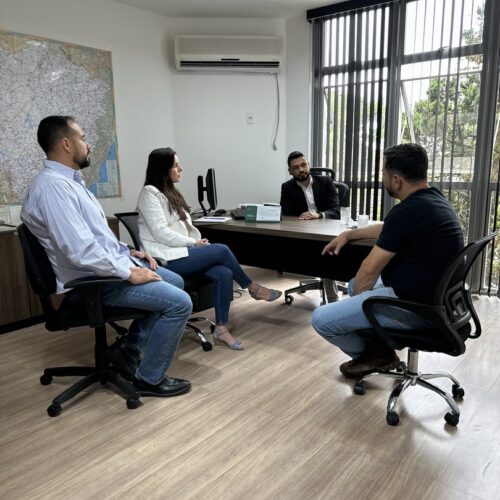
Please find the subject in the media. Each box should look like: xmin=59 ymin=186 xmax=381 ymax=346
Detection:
xmin=377 ymin=187 xmax=464 ymax=303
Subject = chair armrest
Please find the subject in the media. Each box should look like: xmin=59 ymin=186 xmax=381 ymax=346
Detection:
xmin=63 ymin=275 xmax=126 ymax=327
xmin=64 ymin=276 xmax=124 ymax=289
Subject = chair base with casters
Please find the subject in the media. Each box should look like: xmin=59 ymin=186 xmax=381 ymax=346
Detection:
xmin=284 ymin=278 xmax=347 ymax=305
xmin=41 ymin=324 xmax=141 ymax=417
xmin=352 ymin=348 xmax=463 ymax=427
xmin=183 ymin=275 xmax=217 ymax=351
xmin=185 ymin=318 xmax=214 ymax=351
xmin=18 ymin=223 xmax=152 ymax=417
xmin=355 ymin=231 xmax=497 ymax=427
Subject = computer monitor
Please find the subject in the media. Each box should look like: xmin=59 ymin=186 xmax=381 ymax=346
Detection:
xmin=197 ymin=168 xmax=217 ymax=215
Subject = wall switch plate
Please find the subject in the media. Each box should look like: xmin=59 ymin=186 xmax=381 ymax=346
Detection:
xmin=246 ymin=112 xmax=255 ymax=124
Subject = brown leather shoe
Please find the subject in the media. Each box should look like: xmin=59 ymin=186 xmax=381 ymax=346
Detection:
xmin=339 ymin=342 xmax=400 ymax=379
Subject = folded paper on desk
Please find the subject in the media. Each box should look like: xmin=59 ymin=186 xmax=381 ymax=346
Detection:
xmin=245 ymin=204 xmax=281 ymax=222
xmin=195 ymin=216 xmax=232 ymax=223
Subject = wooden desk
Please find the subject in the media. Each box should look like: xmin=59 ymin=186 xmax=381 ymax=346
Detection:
xmin=196 ymin=216 xmax=374 ymax=282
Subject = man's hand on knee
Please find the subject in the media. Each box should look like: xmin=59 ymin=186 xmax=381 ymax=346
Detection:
xmin=128 ymin=267 xmax=161 ymax=285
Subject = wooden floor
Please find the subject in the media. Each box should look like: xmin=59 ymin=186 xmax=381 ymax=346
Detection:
xmin=1 ymin=268 xmax=499 ymax=500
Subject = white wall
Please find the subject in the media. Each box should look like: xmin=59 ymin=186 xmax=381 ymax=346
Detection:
xmin=165 ymin=18 xmax=287 ymax=209
xmin=0 ymin=1 xmax=313 ymax=216
xmin=285 ymin=14 xmax=312 ymax=159
xmin=0 ymin=0 xmax=176 ymax=217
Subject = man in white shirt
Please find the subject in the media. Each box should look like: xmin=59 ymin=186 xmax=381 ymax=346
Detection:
xmin=21 ymin=116 xmax=193 ymax=397
xmin=280 ymin=151 xmax=341 ymax=301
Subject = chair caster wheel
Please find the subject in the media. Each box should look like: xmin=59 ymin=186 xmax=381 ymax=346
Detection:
xmin=386 ymin=411 xmax=399 ymax=426
xmin=452 ymin=384 xmax=464 ymax=399
xmin=285 ymin=295 xmax=294 ymax=305
xmin=353 ymin=381 xmax=365 ymax=395
xmin=47 ymin=404 xmax=62 ymax=417
xmin=444 ymin=412 xmax=459 ymax=426
xmin=396 ymin=362 xmax=407 ymax=372
xmin=126 ymin=398 xmax=140 ymax=410
xmin=202 ymin=342 xmax=213 ymax=352
xmin=40 ymin=374 xmax=53 ymax=385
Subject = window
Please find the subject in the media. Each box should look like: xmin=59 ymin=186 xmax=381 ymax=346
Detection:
xmin=400 ymin=0 xmax=484 ymax=239
xmin=311 ymin=3 xmax=391 ymax=221
xmin=309 ymin=0 xmax=500 ymax=295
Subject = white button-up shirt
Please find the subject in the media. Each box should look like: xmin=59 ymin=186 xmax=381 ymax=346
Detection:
xmin=21 ymin=159 xmax=132 ymax=293
xmin=297 ymin=175 xmax=318 ymax=212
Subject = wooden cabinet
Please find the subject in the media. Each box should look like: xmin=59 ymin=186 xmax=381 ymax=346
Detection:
xmin=0 ymin=229 xmax=34 ymax=326
xmin=0 ymin=217 xmax=120 ymax=332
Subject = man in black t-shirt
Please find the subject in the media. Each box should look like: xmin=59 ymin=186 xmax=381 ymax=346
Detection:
xmin=311 ymin=143 xmax=463 ymax=379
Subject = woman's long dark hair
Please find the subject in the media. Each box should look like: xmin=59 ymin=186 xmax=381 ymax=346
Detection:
xmin=144 ymin=147 xmax=190 ymax=220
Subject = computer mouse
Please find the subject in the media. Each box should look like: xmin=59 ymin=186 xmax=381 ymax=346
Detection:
xmin=213 ymin=209 xmax=226 ymax=215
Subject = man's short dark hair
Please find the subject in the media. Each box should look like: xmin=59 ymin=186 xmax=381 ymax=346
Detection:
xmin=37 ymin=115 xmax=75 ymax=154
xmin=287 ymin=150 xmax=305 ymax=168
xmin=383 ymin=143 xmax=428 ymax=182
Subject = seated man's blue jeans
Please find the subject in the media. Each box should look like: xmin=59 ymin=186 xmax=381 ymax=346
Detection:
xmin=101 ymin=266 xmax=192 ymax=385
xmin=165 ymin=243 xmax=252 ymax=325
xmin=311 ymin=277 xmax=428 ymax=359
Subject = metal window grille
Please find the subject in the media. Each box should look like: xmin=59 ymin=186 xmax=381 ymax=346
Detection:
xmin=310 ymin=0 xmax=500 ymax=295
xmin=311 ymin=3 xmax=392 ymax=222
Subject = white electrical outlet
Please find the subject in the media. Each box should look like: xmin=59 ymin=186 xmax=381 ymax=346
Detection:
xmin=246 ymin=112 xmax=255 ymax=124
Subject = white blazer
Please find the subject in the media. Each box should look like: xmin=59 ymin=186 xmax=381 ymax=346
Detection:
xmin=137 ymin=185 xmax=201 ymax=262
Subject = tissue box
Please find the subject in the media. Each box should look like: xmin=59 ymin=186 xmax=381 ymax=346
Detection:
xmin=245 ymin=204 xmax=282 ymax=222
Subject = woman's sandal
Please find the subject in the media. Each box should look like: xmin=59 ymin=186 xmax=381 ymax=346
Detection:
xmin=249 ymin=285 xmax=282 ymax=302
xmin=211 ymin=326 xmax=245 ymax=350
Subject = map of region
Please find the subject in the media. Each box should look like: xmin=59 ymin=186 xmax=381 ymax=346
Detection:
xmin=0 ymin=31 xmax=121 ymax=203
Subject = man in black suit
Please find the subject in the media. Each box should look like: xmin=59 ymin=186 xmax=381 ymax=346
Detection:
xmin=280 ymin=151 xmax=340 ymax=220
xmin=280 ymin=151 xmax=341 ymax=301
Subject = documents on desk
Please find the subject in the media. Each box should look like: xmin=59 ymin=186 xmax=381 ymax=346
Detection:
xmin=245 ymin=204 xmax=281 ymax=222
xmin=195 ymin=216 xmax=232 ymax=223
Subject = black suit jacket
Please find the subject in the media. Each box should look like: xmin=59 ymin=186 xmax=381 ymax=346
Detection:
xmin=280 ymin=175 xmax=340 ymax=219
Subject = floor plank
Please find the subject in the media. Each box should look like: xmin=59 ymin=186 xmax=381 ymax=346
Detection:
xmin=0 ymin=268 xmax=499 ymax=500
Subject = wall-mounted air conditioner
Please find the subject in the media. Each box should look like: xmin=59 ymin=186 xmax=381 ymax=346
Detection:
xmin=174 ymin=35 xmax=283 ymax=73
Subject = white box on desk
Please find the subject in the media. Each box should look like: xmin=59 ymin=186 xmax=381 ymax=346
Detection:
xmin=245 ymin=204 xmax=281 ymax=222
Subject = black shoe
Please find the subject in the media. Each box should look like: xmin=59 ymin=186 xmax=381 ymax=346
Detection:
xmin=339 ymin=342 xmax=400 ymax=379
xmin=106 ymin=341 xmax=140 ymax=381
xmin=133 ymin=376 xmax=191 ymax=397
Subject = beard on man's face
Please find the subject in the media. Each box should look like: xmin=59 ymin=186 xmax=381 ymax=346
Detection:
xmin=385 ymin=186 xmax=395 ymax=198
xmin=295 ymin=171 xmax=310 ymax=182
xmin=75 ymin=154 xmax=91 ymax=169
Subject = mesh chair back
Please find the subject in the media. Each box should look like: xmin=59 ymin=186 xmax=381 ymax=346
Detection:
xmin=433 ymin=232 xmax=497 ymax=305
xmin=18 ymin=223 xmax=61 ymax=326
xmin=363 ymin=232 xmax=497 ymax=354
xmin=18 ymin=224 xmax=57 ymax=296
xmin=333 ymin=181 xmax=350 ymax=208
xmin=114 ymin=212 xmax=142 ymax=249
xmin=310 ymin=167 xmax=350 ymax=208
xmin=310 ymin=167 xmax=336 ymax=181
xmin=433 ymin=231 xmax=497 ymax=337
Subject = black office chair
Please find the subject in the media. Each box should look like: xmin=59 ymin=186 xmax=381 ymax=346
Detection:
xmin=114 ymin=212 xmax=215 ymax=351
xmin=18 ymin=224 xmax=145 ymax=417
xmin=354 ymin=231 xmax=498 ymax=427
xmin=284 ymin=168 xmax=350 ymax=305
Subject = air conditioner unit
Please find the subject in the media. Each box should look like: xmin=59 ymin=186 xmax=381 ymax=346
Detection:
xmin=174 ymin=35 xmax=283 ymax=73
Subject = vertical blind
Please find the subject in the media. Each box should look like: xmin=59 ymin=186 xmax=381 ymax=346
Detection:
xmin=310 ymin=0 xmax=500 ymax=295
xmin=312 ymin=3 xmax=392 ymax=222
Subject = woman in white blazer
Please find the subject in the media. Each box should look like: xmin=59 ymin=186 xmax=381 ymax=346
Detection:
xmin=137 ymin=148 xmax=282 ymax=350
